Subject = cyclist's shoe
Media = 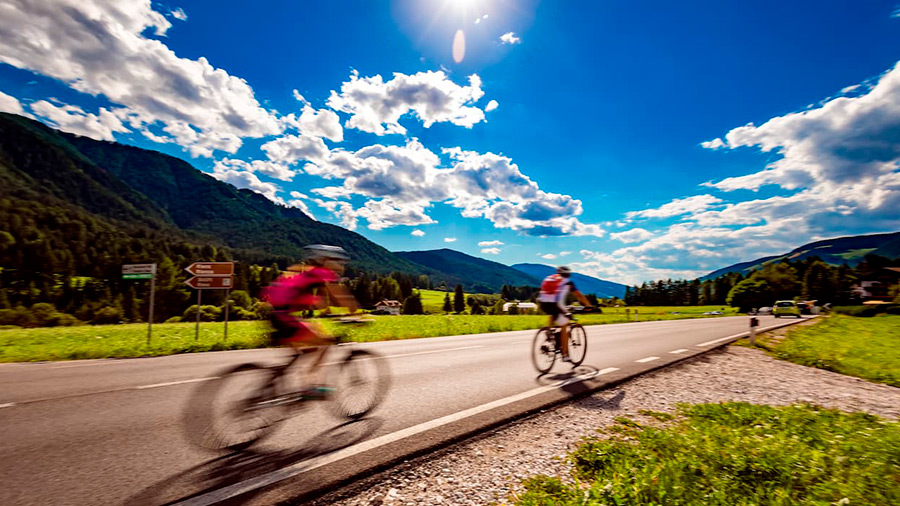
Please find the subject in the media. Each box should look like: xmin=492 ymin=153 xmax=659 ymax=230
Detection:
xmin=561 ymin=355 xmax=573 ymax=364
xmin=299 ymin=385 xmax=335 ymax=400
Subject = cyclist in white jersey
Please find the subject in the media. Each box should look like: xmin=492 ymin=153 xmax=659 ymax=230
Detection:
xmin=537 ymin=266 xmax=593 ymax=362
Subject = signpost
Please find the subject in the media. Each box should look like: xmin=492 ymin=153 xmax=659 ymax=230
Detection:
xmin=122 ymin=263 xmax=156 ymax=344
xmin=184 ymin=262 xmax=234 ymax=341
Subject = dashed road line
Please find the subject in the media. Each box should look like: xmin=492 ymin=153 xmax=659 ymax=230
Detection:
xmin=635 ymin=356 xmax=659 ymax=363
xmin=597 ymin=367 xmax=620 ymax=375
xmin=134 ymin=377 xmax=219 ymax=390
xmin=669 ymin=348 xmax=689 ymax=354
xmin=0 ymin=402 xmax=15 ymax=409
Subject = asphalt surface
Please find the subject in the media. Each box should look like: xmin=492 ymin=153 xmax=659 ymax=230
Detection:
xmin=0 ymin=315 xmax=807 ymax=506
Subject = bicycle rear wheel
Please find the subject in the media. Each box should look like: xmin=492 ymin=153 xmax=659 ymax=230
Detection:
xmin=328 ymin=349 xmax=391 ymax=420
xmin=532 ymin=327 xmax=557 ymax=373
xmin=183 ymin=363 xmax=287 ymax=451
xmin=567 ymin=324 xmax=588 ymax=366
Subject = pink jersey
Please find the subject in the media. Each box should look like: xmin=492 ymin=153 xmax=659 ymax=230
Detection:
xmin=263 ymin=266 xmax=338 ymax=309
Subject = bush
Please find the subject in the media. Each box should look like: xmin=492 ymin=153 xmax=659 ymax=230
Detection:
xmin=45 ymin=312 xmax=80 ymax=327
xmin=832 ymin=305 xmax=898 ymax=317
xmin=164 ymin=316 xmax=182 ymax=323
xmin=182 ymin=304 xmax=222 ymax=322
xmin=402 ymin=294 xmax=424 ymax=315
xmin=92 ymin=306 xmax=123 ymax=325
xmin=0 ymin=306 xmax=36 ymax=328
xmin=252 ymin=301 xmax=273 ymax=320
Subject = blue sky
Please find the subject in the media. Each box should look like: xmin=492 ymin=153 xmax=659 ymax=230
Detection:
xmin=2 ymin=0 xmax=900 ymax=284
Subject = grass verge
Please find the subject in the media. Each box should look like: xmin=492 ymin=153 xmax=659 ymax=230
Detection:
xmin=515 ymin=402 xmax=900 ymax=506
xmin=737 ymin=315 xmax=900 ymax=387
xmin=0 ymin=309 xmax=736 ymax=363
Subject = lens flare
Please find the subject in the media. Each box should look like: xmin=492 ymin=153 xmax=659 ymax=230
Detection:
xmin=452 ymin=29 xmax=466 ymax=62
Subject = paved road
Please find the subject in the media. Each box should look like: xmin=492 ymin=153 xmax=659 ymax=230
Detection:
xmin=0 ymin=315 xmax=806 ymax=505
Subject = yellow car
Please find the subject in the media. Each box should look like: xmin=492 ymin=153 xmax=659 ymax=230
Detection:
xmin=773 ymin=300 xmax=801 ymax=318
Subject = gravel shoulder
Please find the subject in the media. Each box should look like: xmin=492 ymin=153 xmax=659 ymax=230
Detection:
xmin=308 ymin=343 xmax=900 ymax=506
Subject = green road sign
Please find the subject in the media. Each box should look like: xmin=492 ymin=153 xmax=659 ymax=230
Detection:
xmin=123 ymin=273 xmax=153 ymax=280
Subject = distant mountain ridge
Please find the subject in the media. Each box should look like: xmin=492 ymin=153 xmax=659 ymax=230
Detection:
xmin=394 ymin=249 xmax=541 ymax=293
xmin=701 ymin=231 xmax=900 ymax=280
xmin=511 ymin=263 xmax=628 ymax=298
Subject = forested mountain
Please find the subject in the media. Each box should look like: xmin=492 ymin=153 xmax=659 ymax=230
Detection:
xmin=511 ymin=263 xmax=627 ymax=298
xmin=0 ymin=112 xmax=424 ymax=275
xmin=394 ymin=249 xmax=540 ymax=293
xmin=701 ymin=231 xmax=900 ymax=280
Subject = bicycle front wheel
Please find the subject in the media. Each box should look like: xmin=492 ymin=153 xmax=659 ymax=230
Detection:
xmin=567 ymin=324 xmax=588 ymax=366
xmin=532 ymin=327 xmax=557 ymax=373
xmin=328 ymin=349 xmax=391 ymax=420
xmin=183 ymin=363 xmax=287 ymax=451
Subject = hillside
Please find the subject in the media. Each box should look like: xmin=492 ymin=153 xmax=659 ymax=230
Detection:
xmin=395 ymin=249 xmax=540 ymax=293
xmin=701 ymin=231 xmax=900 ymax=280
xmin=511 ymin=263 xmax=628 ymax=298
xmin=0 ymin=112 xmax=425 ymax=275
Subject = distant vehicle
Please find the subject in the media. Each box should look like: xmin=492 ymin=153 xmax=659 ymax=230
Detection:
xmin=703 ymin=310 xmax=723 ymax=315
xmin=757 ymin=306 xmax=773 ymax=315
xmin=796 ymin=302 xmax=812 ymax=315
xmin=773 ymin=300 xmax=801 ymax=318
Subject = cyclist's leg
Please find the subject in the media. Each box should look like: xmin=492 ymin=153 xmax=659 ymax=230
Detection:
xmin=557 ymin=314 xmax=572 ymax=358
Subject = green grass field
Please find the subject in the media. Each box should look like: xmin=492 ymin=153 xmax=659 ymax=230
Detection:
xmin=0 ymin=306 xmax=739 ymax=363
xmin=741 ymin=314 xmax=900 ymax=387
xmin=515 ymin=402 xmax=900 ymax=506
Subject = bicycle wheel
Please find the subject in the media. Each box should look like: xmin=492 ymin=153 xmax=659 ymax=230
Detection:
xmin=328 ymin=349 xmax=391 ymax=420
xmin=567 ymin=324 xmax=588 ymax=366
xmin=183 ymin=363 xmax=287 ymax=451
xmin=532 ymin=327 xmax=557 ymax=373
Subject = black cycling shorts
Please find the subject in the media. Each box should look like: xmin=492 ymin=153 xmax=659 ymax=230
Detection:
xmin=540 ymin=302 xmax=562 ymax=318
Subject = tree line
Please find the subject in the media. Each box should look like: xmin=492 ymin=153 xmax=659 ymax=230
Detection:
xmin=623 ymin=254 xmax=900 ymax=311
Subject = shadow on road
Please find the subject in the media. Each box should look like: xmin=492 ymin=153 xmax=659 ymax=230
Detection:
xmin=125 ymin=417 xmax=383 ymax=506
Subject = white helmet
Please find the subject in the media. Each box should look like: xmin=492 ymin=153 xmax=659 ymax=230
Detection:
xmin=303 ymin=244 xmax=350 ymax=264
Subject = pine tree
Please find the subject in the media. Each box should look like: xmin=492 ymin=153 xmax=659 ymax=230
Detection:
xmin=443 ymin=292 xmax=452 ymax=313
xmin=453 ymin=284 xmax=465 ymax=313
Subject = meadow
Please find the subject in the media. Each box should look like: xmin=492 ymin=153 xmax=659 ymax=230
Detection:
xmin=741 ymin=314 xmax=900 ymax=387
xmin=0 ymin=306 xmax=738 ymax=362
xmin=515 ymin=403 xmax=900 ymax=506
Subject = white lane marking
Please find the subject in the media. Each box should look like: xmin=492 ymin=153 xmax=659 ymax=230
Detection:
xmin=322 ymin=345 xmax=484 ymax=366
xmin=381 ymin=345 xmax=484 ymax=360
xmin=695 ymin=320 xmax=807 ymax=348
xmin=669 ymin=349 xmax=689 ymax=354
xmin=134 ymin=377 xmax=219 ymax=390
xmin=0 ymin=402 xmax=15 ymax=409
xmin=171 ymin=368 xmax=603 ymax=506
xmin=635 ymin=356 xmax=659 ymax=363
xmin=696 ymin=332 xmax=746 ymax=347
xmin=597 ymin=367 xmax=620 ymax=375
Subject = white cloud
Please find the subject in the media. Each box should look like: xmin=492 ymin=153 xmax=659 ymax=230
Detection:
xmin=261 ymin=134 xmax=330 ymax=166
xmin=610 ymin=228 xmax=654 ymax=244
xmin=286 ymin=191 xmax=315 ymax=219
xmin=326 ymin=70 xmax=487 ymax=135
xmin=411 ymin=229 xmax=425 ymax=237
xmin=30 ymin=100 xmax=129 ymax=141
xmin=475 ymin=14 xmax=488 ymax=24
xmin=539 ymin=253 xmax=557 ymax=260
xmin=0 ymin=90 xmax=31 ymax=118
xmin=700 ymin=138 xmax=725 ymax=149
xmin=444 ymin=237 xmax=457 ymax=243
xmin=210 ymin=166 xmax=282 ymax=203
xmin=499 ymin=32 xmax=521 ymax=45
xmin=485 ymin=99 xmax=499 ymax=112
xmin=281 ymin=105 xmax=343 ymax=142
xmin=213 ymin=158 xmax=295 ymax=181
xmin=478 ymin=240 xmax=504 ymax=246
xmin=559 ymin=251 xmax=572 ymax=257
xmin=0 ymin=0 xmax=281 ymax=157
xmin=170 ymin=8 xmax=187 ymax=20
xmin=626 ymin=195 xmax=722 ymax=220
xmin=481 ymin=247 xmax=501 ymax=255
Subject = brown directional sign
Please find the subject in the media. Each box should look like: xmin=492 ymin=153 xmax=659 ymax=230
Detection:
xmin=184 ymin=276 xmax=233 ymax=289
xmin=185 ymin=262 xmax=234 ymax=277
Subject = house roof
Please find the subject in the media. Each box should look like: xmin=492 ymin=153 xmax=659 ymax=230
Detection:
xmin=376 ymin=300 xmax=402 ymax=306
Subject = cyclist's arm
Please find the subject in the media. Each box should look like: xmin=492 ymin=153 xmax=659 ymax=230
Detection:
xmin=572 ymin=289 xmax=592 ymax=308
xmin=324 ymin=282 xmax=360 ymax=313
